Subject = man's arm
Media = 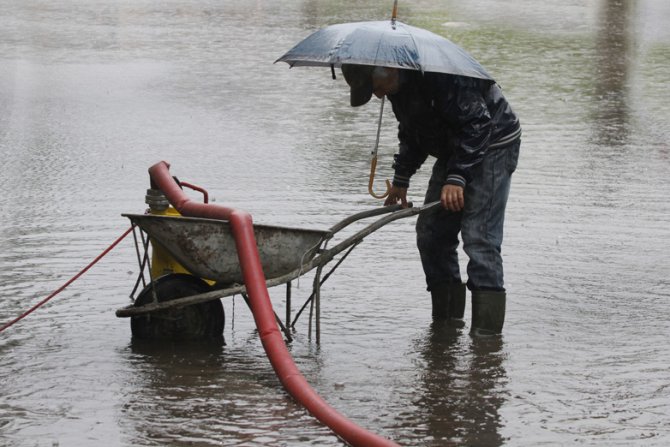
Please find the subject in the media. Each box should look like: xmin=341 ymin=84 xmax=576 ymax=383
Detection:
xmin=391 ymin=123 xmax=428 ymax=189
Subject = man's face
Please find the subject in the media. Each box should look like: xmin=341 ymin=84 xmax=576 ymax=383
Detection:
xmin=372 ymin=67 xmax=400 ymax=98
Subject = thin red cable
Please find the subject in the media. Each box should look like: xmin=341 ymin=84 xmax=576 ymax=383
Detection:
xmin=0 ymin=226 xmax=134 ymax=333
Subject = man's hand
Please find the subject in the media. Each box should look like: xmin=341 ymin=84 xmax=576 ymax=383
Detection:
xmin=384 ymin=185 xmax=408 ymax=208
xmin=441 ymin=184 xmax=464 ymax=211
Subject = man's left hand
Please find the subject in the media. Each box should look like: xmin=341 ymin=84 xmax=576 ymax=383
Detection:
xmin=441 ymin=184 xmax=464 ymax=212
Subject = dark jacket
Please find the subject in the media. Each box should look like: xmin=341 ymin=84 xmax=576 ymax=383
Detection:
xmin=387 ymin=70 xmax=521 ymax=188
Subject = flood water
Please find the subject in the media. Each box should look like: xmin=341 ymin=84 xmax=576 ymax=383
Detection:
xmin=1 ymin=0 xmax=669 ymax=446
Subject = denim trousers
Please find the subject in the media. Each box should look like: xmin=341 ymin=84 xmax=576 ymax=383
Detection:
xmin=416 ymin=140 xmax=520 ymax=291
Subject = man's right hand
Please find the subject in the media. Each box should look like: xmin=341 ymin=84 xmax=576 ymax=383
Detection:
xmin=384 ymin=185 xmax=408 ymax=208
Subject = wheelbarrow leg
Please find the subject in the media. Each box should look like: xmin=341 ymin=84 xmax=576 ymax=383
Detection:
xmin=276 ymin=314 xmax=292 ymax=343
xmin=291 ymin=242 xmax=360 ymax=331
xmin=313 ymin=265 xmax=324 ymax=345
xmin=129 ymin=225 xmax=149 ymax=298
xmin=242 ymin=293 xmax=293 ymax=342
xmin=286 ymin=281 xmax=292 ymax=336
xmin=137 ymin=228 xmax=160 ymax=308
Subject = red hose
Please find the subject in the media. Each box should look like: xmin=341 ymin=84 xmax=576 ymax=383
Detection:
xmin=148 ymin=161 xmax=399 ymax=447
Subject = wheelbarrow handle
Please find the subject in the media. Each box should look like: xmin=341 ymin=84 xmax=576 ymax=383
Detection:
xmin=260 ymin=200 xmax=440 ymax=289
xmin=328 ymin=202 xmax=413 ymax=234
xmin=318 ymin=200 xmax=440 ymax=264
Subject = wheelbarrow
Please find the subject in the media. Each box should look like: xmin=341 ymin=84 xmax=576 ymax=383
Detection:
xmin=115 ymin=165 xmax=439 ymax=343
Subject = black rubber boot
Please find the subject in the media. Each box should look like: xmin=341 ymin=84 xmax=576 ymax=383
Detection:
xmin=430 ymin=283 xmax=451 ymax=319
xmin=471 ymin=290 xmax=506 ymax=336
xmin=448 ymin=283 xmax=466 ymax=320
xmin=431 ymin=283 xmax=466 ymax=328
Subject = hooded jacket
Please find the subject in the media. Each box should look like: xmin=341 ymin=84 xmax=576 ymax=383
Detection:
xmin=387 ymin=70 xmax=521 ymax=188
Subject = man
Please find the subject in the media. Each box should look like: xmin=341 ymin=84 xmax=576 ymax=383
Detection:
xmin=341 ymin=64 xmax=521 ymax=335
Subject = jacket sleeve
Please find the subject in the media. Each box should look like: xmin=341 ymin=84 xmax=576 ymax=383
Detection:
xmin=391 ymin=122 xmax=428 ymax=188
xmin=434 ymin=76 xmax=493 ymax=187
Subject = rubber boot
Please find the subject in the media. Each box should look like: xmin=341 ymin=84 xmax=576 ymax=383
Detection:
xmin=430 ymin=283 xmax=451 ymax=319
xmin=471 ymin=290 xmax=506 ymax=336
xmin=448 ymin=283 xmax=466 ymax=321
xmin=431 ymin=283 xmax=466 ymax=328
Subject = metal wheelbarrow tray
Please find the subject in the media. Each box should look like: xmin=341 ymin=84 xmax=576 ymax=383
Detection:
xmin=124 ymin=214 xmax=328 ymax=284
xmin=116 ymin=201 xmax=438 ymax=318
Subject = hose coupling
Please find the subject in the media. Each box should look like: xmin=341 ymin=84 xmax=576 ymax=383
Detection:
xmin=145 ymin=188 xmax=169 ymax=212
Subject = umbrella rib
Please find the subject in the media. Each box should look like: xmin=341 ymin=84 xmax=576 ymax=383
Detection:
xmin=402 ymin=23 xmax=423 ymax=73
xmin=371 ymin=27 xmax=385 ymax=67
xmin=372 ymin=23 xmax=404 ymax=69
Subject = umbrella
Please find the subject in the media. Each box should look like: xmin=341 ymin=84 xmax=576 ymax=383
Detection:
xmin=276 ymin=20 xmax=493 ymax=81
xmin=276 ymin=10 xmax=493 ymax=199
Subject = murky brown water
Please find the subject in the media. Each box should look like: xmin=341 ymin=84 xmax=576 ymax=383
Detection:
xmin=2 ymin=1 xmax=669 ymax=446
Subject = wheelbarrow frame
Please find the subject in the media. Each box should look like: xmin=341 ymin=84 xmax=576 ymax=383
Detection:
xmin=116 ymin=201 xmax=439 ymax=342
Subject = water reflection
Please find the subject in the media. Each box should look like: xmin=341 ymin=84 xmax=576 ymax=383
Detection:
xmin=120 ymin=337 xmax=333 ymax=446
xmin=416 ymin=324 xmax=507 ymax=446
xmin=121 ymin=339 xmax=230 ymax=445
xmin=591 ymin=0 xmax=635 ymax=147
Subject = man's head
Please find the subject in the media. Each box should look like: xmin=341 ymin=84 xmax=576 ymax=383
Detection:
xmin=341 ymin=64 xmax=400 ymax=107
xmin=341 ymin=64 xmax=374 ymax=107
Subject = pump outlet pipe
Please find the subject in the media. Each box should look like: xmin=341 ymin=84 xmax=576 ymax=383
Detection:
xmin=148 ymin=161 xmax=399 ymax=447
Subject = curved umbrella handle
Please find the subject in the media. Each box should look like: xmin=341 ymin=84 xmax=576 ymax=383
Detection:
xmin=368 ymin=155 xmax=391 ymax=199
xmin=367 ymin=96 xmax=391 ymax=200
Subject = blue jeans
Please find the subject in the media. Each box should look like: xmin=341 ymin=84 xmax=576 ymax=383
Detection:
xmin=416 ymin=140 xmax=520 ymax=291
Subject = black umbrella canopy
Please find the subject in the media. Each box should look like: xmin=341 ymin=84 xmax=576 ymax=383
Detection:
xmin=277 ymin=20 xmax=493 ymax=81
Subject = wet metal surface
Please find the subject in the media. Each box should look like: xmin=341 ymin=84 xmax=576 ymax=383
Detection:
xmin=1 ymin=1 xmax=670 ymax=446
xmin=125 ymin=214 xmax=328 ymax=284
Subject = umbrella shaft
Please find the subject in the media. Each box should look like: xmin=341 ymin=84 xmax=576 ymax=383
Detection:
xmin=391 ymin=0 xmax=398 ymax=27
xmin=372 ymin=96 xmax=385 ymax=158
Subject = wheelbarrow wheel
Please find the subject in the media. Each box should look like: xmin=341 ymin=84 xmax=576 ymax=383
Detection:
xmin=131 ymin=273 xmax=224 ymax=340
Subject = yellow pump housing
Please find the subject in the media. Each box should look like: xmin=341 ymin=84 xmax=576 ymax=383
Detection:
xmin=144 ymin=188 xmax=214 ymax=285
xmin=148 ymin=206 xmax=191 ymax=278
